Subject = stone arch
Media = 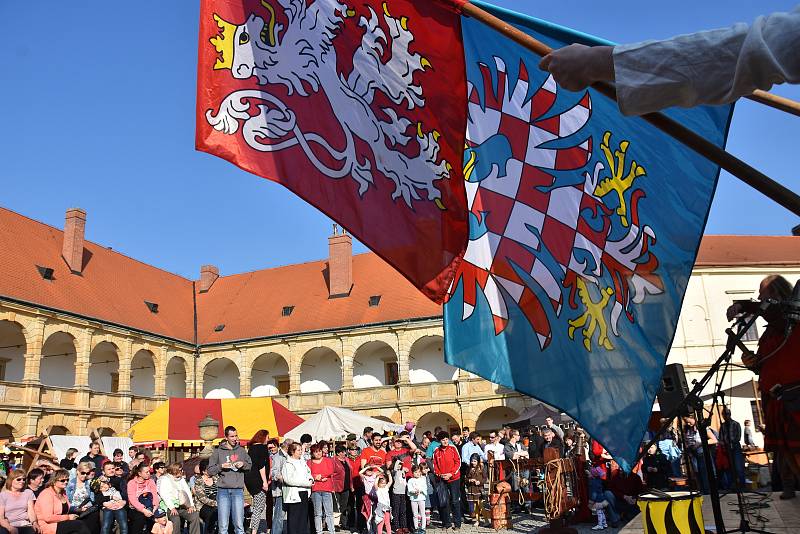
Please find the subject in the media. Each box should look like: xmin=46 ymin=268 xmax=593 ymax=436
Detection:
xmin=165 ymin=356 xmax=188 ymax=398
xmin=417 ymin=411 xmax=461 ymax=436
xmin=353 ymin=340 xmax=398 ymax=388
xmin=131 ymin=349 xmax=156 ymax=397
xmin=0 ymin=320 xmax=27 ymax=383
xmin=300 ymin=347 xmax=342 ymax=393
xmin=0 ymin=423 xmax=18 ymax=441
xmin=408 ymin=335 xmax=457 ymax=384
xmin=48 ymin=425 xmax=71 ymax=436
xmin=40 ymin=331 xmax=77 ymax=387
xmin=96 ymin=427 xmax=116 ymax=437
xmin=476 ymin=406 xmax=519 ymax=432
xmin=203 ymin=357 xmax=240 ymax=398
xmin=251 ymin=352 xmax=290 ymax=397
xmin=89 ymin=341 xmax=120 ymax=393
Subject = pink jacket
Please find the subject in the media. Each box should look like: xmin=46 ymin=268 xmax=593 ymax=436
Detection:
xmin=127 ymin=477 xmax=159 ymax=512
xmin=34 ymin=487 xmax=70 ymax=534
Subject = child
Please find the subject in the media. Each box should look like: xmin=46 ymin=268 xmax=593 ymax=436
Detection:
xmin=406 ymin=465 xmax=428 ymax=534
xmin=421 ymin=463 xmax=433 ymax=528
xmin=587 ymin=466 xmax=609 ymax=531
xmin=465 ymin=454 xmax=486 ymax=525
xmin=390 ymin=459 xmax=408 ymax=532
xmin=360 ymin=463 xmax=382 ymax=534
xmin=372 ymin=472 xmax=393 ymax=534
xmin=97 ymin=476 xmax=128 ymax=534
xmin=151 ymin=510 xmax=173 ymax=534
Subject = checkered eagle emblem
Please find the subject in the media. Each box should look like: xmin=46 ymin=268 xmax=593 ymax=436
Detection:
xmin=446 ymin=57 xmax=665 ymax=352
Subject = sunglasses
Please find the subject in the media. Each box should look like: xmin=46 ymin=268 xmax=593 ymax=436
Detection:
xmin=56 ymin=478 xmax=69 ymax=483
xmin=79 ymin=471 xmax=91 ymax=475
xmin=14 ymin=477 xmax=25 ymax=481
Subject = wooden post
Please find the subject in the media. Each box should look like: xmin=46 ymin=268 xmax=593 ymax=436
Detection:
xmin=458 ymin=1 xmax=800 ymax=217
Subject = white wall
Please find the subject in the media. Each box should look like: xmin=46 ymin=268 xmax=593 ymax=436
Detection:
xmin=0 ymin=321 xmax=26 ymax=382
xmin=131 ymin=350 xmax=155 ymax=397
xmin=166 ymin=357 xmax=187 ymax=398
xmin=417 ymin=412 xmax=460 ymax=436
xmin=89 ymin=342 xmax=119 ymax=392
xmin=204 ymin=358 xmax=239 ymax=398
xmin=300 ymin=348 xmax=341 ymax=393
xmin=251 ymin=353 xmax=289 ymax=397
xmin=409 ymin=336 xmax=458 ymax=384
xmin=40 ymin=332 xmax=76 ymax=387
xmin=476 ymin=407 xmax=519 ymax=432
xmin=353 ymin=341 xmax=396 ymax=389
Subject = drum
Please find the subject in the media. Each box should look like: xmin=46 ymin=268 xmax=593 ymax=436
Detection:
xmin=637 ymin=491 xmax=704 ymax=534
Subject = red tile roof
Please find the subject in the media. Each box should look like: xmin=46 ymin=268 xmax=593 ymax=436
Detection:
xmin=695 ymin=235 xmax=800 ymax=266
xmin=195 ymin=254 xmax=441 ymax=344
xmin=0 ymin=207 xmax=195 ymax=341
xmin=0 ymin=206 xmax=797 ymax=345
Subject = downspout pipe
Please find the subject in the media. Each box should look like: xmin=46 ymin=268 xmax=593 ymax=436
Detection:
xmin=192 ymin=281 xmax=199 ymax=398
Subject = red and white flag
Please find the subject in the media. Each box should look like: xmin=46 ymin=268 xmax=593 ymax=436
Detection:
xmin=196 ymin=0 xmax=468 ymax=301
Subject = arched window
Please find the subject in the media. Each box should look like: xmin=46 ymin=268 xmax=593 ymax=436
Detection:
xmin=203 ymin=358 xmax=240 ymax=398
xmin=300 ymin=347 xmax=342 ymax=393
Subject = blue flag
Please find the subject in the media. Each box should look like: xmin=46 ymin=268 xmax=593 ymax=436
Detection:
xmin=443 ymin=1 xmax=733 ymax=466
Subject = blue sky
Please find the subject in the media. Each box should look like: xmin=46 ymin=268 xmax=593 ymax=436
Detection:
xmin=2 ymin=1 xmax=797 ymax=280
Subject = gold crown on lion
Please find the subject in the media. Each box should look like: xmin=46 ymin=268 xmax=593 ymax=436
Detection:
xmin=210 ymin=13 xmax=237 ymax=70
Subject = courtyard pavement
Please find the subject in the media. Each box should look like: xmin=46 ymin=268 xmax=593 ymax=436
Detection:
xmin=408 ymin=492 xmax=800 ymax=533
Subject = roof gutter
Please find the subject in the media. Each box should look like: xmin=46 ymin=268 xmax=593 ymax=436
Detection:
xmin=197 ymin=314 xmax=444 ymax=349
xmin=0 ymin=295 xmax=194 ymax=346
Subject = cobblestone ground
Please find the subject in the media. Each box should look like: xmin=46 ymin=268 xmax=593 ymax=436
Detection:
xmin=372 ymin=510 xmax=637 ymax=533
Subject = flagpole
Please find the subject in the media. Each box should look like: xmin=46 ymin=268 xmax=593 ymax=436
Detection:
xmin=749 ymin=89 xmax=800 ymax=118
xmin=458 ymin=1 xmax=800 ymax=218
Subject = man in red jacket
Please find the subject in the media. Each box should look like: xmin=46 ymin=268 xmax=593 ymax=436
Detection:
xmin=433 ymin=432 xmax=462 ymax=530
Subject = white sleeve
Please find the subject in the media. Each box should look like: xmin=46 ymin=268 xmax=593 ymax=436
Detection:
xmin=613 ymin=6 xmax=800 ymax=115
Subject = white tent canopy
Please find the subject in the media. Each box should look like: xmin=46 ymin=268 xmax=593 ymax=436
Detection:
xmin=284 ymin=406 xmax=403 ymax=442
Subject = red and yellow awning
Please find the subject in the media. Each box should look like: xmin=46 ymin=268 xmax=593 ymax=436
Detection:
xmin=127 ymin=397 xmax=304 ymax=447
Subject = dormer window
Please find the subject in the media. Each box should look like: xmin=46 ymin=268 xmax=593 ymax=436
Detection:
xmin=145 ymin=301 xmax=159 ymax=313
xmin=282 ymin=306 xmax=294 ymax=317
xmin=369 ymin=295 xmax=381 ymax=307
xmin=36 ymin=265 xmax=55 ymax=280
xmin=214 ymin=324 xmax=225 ymax=332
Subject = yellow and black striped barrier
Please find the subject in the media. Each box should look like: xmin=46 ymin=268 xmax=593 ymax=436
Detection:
xmin=637 ymin=491 xmax=704 ymax=534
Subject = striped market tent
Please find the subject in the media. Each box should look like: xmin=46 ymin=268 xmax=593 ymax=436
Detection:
xmin=127 ymin=397 xmax=304 ymax=448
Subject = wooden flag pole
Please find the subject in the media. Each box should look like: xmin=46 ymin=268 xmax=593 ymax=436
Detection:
xmin=749 ymin=89 xmax=800 ymax=118
xmin=459 ymin=1 xmax=800 ymax=217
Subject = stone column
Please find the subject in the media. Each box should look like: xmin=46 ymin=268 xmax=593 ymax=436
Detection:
xmin=239 ymin=355 xmax=251 ymax=398
xmin=154 ymin=347 xmax=168 ymax=399
xmin=24 ymin=409 xmax=42 ymax=437
xmin=75 ymin=414 xmax=91 ymax=436
xmin=74 ymin=329 xmax=92 ymax=409
xmin=23 ymin=317 xmax=45 ymax=405
xmin=396 ymin=330 xmax=412 ymax=384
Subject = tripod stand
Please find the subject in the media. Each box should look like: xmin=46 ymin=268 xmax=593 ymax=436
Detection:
xmin=643 ymin=303 xmax=774 ymax=534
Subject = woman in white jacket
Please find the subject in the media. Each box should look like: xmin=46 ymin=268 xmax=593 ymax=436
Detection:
xmin=157 ymin=463 xmax=201 ymax=534
xmin=281 ymin=443 xmax=313 ymax=534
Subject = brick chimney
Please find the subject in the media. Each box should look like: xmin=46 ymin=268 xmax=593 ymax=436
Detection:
xmin=199 ymin=265 xmax=219 ymax=293
xmin=62 ymin=208 xmax=86 ymax=274
xmin=328 ymin=225 xmax=352 ymax=298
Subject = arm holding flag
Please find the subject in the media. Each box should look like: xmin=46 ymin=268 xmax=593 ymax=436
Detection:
xmin=540 ymin=6 xmax=800 ymax=115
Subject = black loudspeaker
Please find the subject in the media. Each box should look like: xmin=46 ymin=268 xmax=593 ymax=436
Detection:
xmin=657 ymin=363 xmax=690 ymax=415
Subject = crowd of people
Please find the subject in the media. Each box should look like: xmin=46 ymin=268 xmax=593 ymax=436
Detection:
xmin=0 ymin=411 xmax=793 ymax=534
xmin=0 ymin=417 xmax=659 ymax=534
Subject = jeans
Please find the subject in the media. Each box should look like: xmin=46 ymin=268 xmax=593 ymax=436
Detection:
xmin=335 ymin=490 xmax=350 ymax=529
xmin=437 ymin=479 xmax=462 ymax=528
xmin=271 ymin=494 xmax=283 ymax=534
xmin=601 ymin=491 xmax=621 ymax=524
xmin=217 ymin=488 xmax=245 ymax=534
xmin=101 ymin=508 xmax=128 ymax=534
xmin=687 ymin=448 xmax=710 ymax=494
xmin=310 ymin=491 xmax=335 ymax=534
